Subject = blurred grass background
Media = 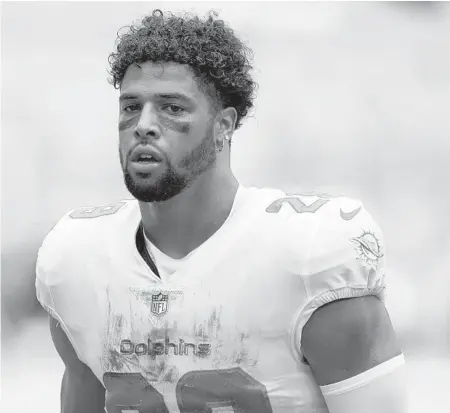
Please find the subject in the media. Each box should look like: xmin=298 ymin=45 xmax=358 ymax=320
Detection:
xmin=2 ymin=2 xmax=450 ymax=411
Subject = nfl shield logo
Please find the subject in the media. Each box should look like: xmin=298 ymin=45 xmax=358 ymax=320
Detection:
xmin=151 ymin=292 xmax=169 ymax=316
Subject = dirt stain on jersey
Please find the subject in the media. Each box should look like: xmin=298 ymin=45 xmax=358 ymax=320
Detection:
xmin=111 ymin=313 xmax=124 ymax=337
xmin=145 ymin=358 xmax=180 ymax=383
xmin=191 ymin=307 xmax=259 ymax=368
xmin=106 ymin=348 xmax=137 ymax=372
xmin=193 ymin=306 xmax=222 ymax=340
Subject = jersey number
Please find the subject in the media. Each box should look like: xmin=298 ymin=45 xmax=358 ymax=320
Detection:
xmin=70 ymin=202 xmax=125 ymax=219
xmin=266 ymin=194 xmax=330 ymax=214
xmin=104 ymin=367 xmax=273 ymax=413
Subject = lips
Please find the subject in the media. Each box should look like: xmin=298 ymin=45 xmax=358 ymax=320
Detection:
xmin=130 ymin=146 xmax=163 ymax=163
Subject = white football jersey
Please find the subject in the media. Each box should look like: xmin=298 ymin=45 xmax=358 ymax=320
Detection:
xmin=36 ymin=186 xmax=387 ymax=413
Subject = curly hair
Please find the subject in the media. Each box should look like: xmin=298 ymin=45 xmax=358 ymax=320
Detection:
xmin=108 ymin=9 xmax=257 ymax=129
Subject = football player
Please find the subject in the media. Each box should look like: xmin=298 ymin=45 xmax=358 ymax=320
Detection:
xmin=36 ymin=9 xmax=407 ymax=413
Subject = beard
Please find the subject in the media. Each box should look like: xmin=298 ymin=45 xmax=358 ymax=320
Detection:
xmin=121 ymin=130 xmax=217 ymax=203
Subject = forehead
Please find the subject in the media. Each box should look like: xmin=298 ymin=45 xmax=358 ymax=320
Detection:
xmin=120 ymin=61 xmax=204 ymax=101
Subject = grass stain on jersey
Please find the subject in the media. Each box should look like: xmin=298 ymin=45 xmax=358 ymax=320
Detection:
xmin=193 ymin=306 xmax=223 ymax=340
xmin=104 ymin=347 xmax=139 ymax=373
xmin=131 ymin=289 xmax=154 ymax=307
xmin=111 ymin=314 xmax=124 ymax=337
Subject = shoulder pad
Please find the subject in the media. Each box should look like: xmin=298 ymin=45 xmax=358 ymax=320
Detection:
xmin=35 ymin=199 xmax=137 ymax=349
xmin=36 ymin=199 xmax=135 ymax=284
xmin=281 ymin=195 xmax=386 ymax=276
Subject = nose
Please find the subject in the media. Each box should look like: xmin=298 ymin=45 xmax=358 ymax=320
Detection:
xmin=134 ymin=103 xmax=161 ymax=141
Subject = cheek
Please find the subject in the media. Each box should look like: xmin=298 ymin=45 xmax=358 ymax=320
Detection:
xmin=159 ymin=115 xmax=191 ymax=135
xmin=118 ymin=114 xmax=139 ymax=132
xmin=118 ymin=129 xmax=134 ymax=159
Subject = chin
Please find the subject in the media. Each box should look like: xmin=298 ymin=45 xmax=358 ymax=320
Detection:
xmin=124 ymin=172 xmax=188 ymax=203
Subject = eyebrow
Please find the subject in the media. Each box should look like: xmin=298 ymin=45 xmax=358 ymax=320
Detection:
xmin=119 ymin=92 xmax=194 ymax=104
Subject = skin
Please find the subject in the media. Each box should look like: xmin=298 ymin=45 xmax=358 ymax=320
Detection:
xmin=118 ymin=61 xmax=238 ymax=258
xmin=50 ymin=317 xmax=106 ymax=413
xmin=301 ymin=296 xmax=403 ymax=386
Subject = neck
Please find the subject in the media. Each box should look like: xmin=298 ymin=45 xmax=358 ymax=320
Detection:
xmin=139 ymin=167 xmax=239 ymax=259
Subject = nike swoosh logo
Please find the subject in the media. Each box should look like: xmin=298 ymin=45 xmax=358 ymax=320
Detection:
xmin=340 ymin=206 xmax=361 ymax=221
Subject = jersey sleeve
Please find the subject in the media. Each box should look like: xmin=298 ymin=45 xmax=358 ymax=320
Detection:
xmin=35 ymin=213 xmax=70 ymax=319
xmin=35 ymin=210 xmax=87 ymax=360
xmin=286 ymin=197 xmax=387 ymax=359
xmin=35 ymin=201 xmax=127 ymax=317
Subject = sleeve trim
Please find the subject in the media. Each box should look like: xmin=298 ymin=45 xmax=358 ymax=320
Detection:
xmin=320 ymin=353 xmax=405 ymax=396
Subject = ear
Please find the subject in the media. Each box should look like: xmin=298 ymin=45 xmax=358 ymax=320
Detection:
xmin=213 ymin=107 xmax=237 ymax=146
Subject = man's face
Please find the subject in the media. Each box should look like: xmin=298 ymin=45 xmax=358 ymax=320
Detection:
xmin=118 ymin=61 xmax=218 ymax=202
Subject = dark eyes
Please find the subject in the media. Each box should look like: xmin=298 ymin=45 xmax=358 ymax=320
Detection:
xmin=123 ymin=104 xmax=141 ymax=113
xmin=122 ymin=104 xmax=185 ymax=115
xmin=164 ymin=104 xmax=185 ymax=114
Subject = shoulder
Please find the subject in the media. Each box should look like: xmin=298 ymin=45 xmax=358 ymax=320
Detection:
xmin=250 ymin=187 xmax=370 ymax=225
xmin=55 ymin=198 xmax=137 ymax=233
xmin=265 ymin=191 xmax=367 ymax=225
xmin=36 ymin=199 xmax=139 ymax=338
xmin=241 ymin=187 xmax=380 ymax=244
xmin=273 ymin=193 xmax=385 ymax=275
xmin=40 ymin=199 xmax=137 ymax=250
xmin=36 ymin=199 xmax=138 ymax=285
